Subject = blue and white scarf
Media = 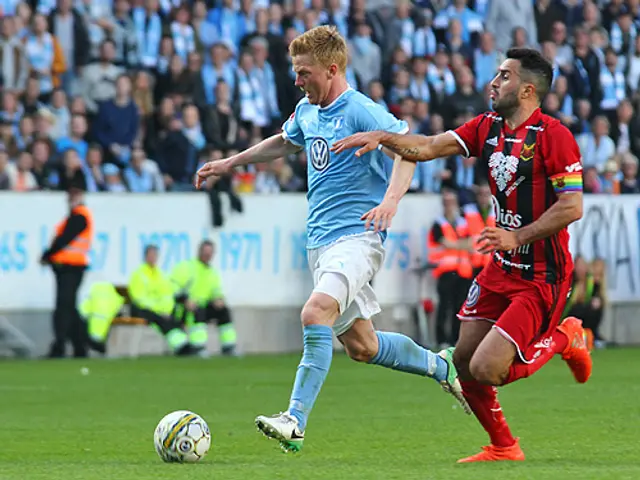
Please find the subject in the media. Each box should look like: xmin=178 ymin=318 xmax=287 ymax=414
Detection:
xmin=171 ymin=22 xmax=196 ymax=62
xmin=25 ymin=32 xmax=54 ymax=94
xmin=427 ymin=64 xmax=456 ymax=96
xmin=237 ymin=68 xmax=266 ymax=127
xmin=133 ymin=7 xmax=162 ymax=68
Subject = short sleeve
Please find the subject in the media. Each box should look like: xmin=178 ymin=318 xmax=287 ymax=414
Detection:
xmin=355 ymin=101 xmax=409 ymax=135
xmin=281 ymin=108 xmax=305 ymax=147
xmin=543 ymin=122 xmax=584 ymax=195
xmin=450 ymin=114 xmax=485 ymax=158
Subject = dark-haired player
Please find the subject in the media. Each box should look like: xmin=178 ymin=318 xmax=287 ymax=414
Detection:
xmin=332 ymin=48 xmax=592 ymax=463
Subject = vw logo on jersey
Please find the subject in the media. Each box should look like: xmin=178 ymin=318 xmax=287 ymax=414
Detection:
xmin=465 ymin=280 xmax=480 ymax=307
xmin=310 ymin=138 xmax=330 ymax=172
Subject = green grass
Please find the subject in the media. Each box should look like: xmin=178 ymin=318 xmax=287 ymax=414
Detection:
xmin=0 ymin=349 xmax=638 ymax=480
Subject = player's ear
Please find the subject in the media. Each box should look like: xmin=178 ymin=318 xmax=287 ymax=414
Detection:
xmin=328 ymin=63 xmax=338 ymax=78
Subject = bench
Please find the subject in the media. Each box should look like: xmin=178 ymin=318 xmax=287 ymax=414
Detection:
xmin=108 ymin=286 xmax=150 ymax=357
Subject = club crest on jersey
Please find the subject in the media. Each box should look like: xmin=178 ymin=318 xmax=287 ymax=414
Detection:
xmin=310 ymin=137 xmax=330 ymax=172
xmin=465 ymin=280 xmax=480 ymax=307
xmin=333 ymin=116 xmax=344 ymax=130
xmin=488 ymin=151 xmax=519 ymax=191
xmin=520 ymin=142 xmax=535 ymax=162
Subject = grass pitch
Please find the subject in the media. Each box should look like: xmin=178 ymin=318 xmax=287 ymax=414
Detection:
xmin=0 ymin=349 xmax=638 ymax=480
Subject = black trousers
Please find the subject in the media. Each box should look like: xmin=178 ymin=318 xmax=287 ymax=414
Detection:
xmin=49 ymin=264 xmax=86 ymax=358
xmin=174 ymin=301 xmax=232 ymax=327
xmin=568 ymin=303 xmax=604 ymax=340
xmin=207 ymin=176 xmax=243 ymax=227
xmin=130 ymin=305 xmax=180 ymax=335
xmin=435 ymin=272 xmax=470 ymax=346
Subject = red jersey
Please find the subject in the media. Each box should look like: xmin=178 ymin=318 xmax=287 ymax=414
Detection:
xmin=451 ymin=108 xmax=583 ymax=284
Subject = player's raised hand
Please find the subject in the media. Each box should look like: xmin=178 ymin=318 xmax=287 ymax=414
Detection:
xmin=361 ymin=197 xmax=399 ymax=233
xmin=194 ymin=159 xmax=233 ymax=189
xmin=477 ymin=227 xmax=519 ymax=254
xmin=331 ymin=131 xmax=384 ymax=157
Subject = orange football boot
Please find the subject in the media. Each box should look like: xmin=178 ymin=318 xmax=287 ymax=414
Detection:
xmin=557 ymin=317 xmax=593 ymax=383
xmin=457 ymin=438 xmax=525 ymax=463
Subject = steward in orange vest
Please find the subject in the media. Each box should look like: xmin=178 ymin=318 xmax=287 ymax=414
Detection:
xmin=427 ymin=189 xmax=473 ymax=348
xmin=41 ymin=172 xmax=93 ymax=358
xmin=463 ymin=183 xmax=496 ymax=277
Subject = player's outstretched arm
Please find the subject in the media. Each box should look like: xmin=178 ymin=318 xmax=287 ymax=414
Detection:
xmin=478 ymin=193 xmax=583 ymax=253
xmin=195 ymin=134 xmax=302 ymax=188
xmin=331 ymin=130 xmax=464 ymax=162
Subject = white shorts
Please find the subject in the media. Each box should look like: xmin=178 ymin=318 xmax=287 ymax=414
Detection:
xmin=307 ymin=232 xmax=385 ymax=336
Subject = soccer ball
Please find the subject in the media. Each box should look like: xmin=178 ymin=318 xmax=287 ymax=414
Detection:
xmin=154 ymin=410 xmax=212 ymax=463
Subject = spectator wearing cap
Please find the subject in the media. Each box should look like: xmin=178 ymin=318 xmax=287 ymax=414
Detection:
xmin=102 ymin=162 xmax=127 ymax=192
xmin=348 ymin=21 xmax=381 ymax=91
xmin=600 ymin=159 xmax=620 ymax=195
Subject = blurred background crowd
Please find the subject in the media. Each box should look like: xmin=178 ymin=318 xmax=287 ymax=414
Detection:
xmin=1 ymin=0 xmax=640 ymax=217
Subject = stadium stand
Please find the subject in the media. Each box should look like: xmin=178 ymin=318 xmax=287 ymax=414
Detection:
xmin=0 ymin=0 xmax=639 ymax=212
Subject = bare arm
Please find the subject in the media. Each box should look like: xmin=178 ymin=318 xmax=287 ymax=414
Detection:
xmin=332 ymin=130 xmax=465 ymax=162
xmin=381 ymin=146 xmax=416 ymax=202
xmin=229 ymin=134 xmax=302 ymax=167
xmin=515 ymin=193 xmax=583 ymax=246
xmin=379 ymin=131 xmax=466 ymax=162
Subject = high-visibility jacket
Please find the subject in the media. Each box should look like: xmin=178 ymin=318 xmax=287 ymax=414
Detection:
xmin=463 ymin=203 xmax=496 ymax=269
xmin=80 ymin=282 xmax=125 ymax=343
xmin=563 ymin=273 xmax=595 ymax=318
xmin=428 ymin=216 xmax=473 ymax=279
xmin=170 ymin=259 xmax=224 ymax=307
xmin=49 ymin=204 xmax=94 ymax=267
xmin=129 ymin=263 xmax=175 ymax=315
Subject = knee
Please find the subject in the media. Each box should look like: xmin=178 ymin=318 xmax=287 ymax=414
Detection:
xmin=453 ymin=346 xmax=473 ymax=381
xmin=469 ymin=355 xmax=505 ymax=386
xmin=300 ymin=295 xmax=338 ymax=327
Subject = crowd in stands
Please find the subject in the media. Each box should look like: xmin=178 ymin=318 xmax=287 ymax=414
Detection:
xmin=1 ymin=0 xmax=640 ymax=206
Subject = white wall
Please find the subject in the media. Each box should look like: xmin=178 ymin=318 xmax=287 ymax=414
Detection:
xmin=1 ymin=192 xmax=639 ymax=311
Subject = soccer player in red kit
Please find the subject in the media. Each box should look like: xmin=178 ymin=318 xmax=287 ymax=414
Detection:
xmin=331 ymin=48 xmax=592 ymax=463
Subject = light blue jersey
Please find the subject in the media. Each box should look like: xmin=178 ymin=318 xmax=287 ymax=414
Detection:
xmin=282 ymin=88 xmax=408 ymax=249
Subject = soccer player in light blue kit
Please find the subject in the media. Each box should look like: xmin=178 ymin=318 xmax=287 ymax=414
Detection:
xmin=195 ymin=25 xmax=470 ymax=453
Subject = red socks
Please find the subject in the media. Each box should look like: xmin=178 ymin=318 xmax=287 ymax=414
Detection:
xmin=461 ymin=380 xmax=516 ymax=448
xmin=503 ymin=329 xmax=568 ymax=385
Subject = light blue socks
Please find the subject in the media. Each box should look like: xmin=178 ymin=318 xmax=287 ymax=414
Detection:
xmin=370 ymin=331 xmax=449 ymax=382
xmin=288 ymin=324 xmax=333 ymax=431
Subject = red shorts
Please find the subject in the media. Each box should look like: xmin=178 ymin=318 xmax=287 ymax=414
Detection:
xmin=457 ymin=261 xmax=571 ymax=364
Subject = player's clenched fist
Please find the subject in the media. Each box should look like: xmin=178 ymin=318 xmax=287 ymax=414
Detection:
xmin=331 ymin=131 xmax=384 ymax=157
xmin=194 ymin=158 xmax=233 ymax=189
xmin=477 ymin=226 xmax=519 ymax=254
